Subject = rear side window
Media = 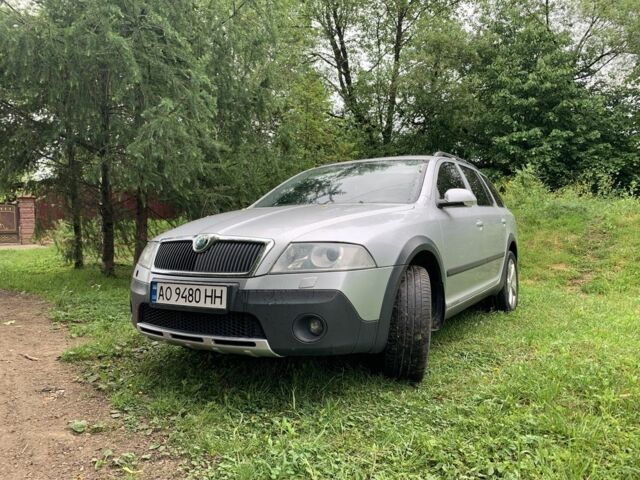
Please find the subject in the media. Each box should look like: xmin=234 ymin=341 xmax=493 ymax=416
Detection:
xmin=460 ymin=166 xmax=493 ymax=206
xmin=436 ymin=162 xmax=466 ymax=199
xmin=481 ymin=174 xmax=505 ymax=208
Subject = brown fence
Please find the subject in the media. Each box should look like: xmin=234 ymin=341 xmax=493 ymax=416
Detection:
xmin=0 ymin=197 xmax=35 ymax=244
xmin=35 ymin=191 xmax=176 ymax=231
xmin=0 ymin=204 xmax=19 ymax=243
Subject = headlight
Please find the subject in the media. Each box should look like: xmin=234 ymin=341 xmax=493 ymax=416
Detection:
xmin=271 ymin=243 xmax=376 ymax=273
xmin=137 ymin=241 xmax=159 ymax=269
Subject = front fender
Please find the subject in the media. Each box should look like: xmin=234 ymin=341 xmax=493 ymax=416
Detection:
xmin=371 ymin=236 xmax=444 ymax=353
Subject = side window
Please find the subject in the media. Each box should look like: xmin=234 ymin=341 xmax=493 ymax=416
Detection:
xmin=481 ymin=173 xmax=505 ymax=208
xmin=460 ymin=166 xmax=493 ymax=206
xmin=436 ymin=162 xmax=466 ymax=199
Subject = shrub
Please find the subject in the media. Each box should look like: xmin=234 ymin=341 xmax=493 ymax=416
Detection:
xmin=51 ymin=220 xmax=76 ymax=265
xmin=51 ymin=217 xmax=182 ymax=266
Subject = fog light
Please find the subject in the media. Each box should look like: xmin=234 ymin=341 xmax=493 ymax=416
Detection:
xmin=308 ymin=317 xmax=324 ymax=336
xmin=293 ymin=314 xmax=326 ymax=342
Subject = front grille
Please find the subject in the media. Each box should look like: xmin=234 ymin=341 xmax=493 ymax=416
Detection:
xmin=154 ymin=240 xmax=265 ymax=274
xmin=139 ymin=304 xmax=266 ymax=338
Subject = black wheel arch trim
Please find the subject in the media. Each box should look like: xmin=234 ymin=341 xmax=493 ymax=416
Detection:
xmin=371 ymin=236 xmax=445 ymax=353
xmin=507 ymin=233 xmax=518 ymax=257
xmin=489 ymin=233 xmax=519 ymax=303
xmin=372 ymin=233 xmax=518 ymax=353
xmin=501 ymin=233 xmax=519 ymax=287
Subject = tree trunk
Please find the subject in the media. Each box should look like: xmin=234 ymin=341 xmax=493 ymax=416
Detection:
xmin=321 ymin=5 xmax=377 ymax=148
xmin=67 ymin=142 xmax=83 ymax=268
xmin=132 ymin=84 xmax=148 ymax=266
xmin=100 ymin=158 xmax=115 ymax=275
xmin=98 ymin=69 xmax=115 ymax=276
xmin=382 ymin=9 xmax=406 ymax=146
xmin=133 ymin=188 xmax=148 ymax=264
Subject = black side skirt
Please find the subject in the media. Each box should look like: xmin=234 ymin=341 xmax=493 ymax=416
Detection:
xmin=447 ymin=253 xmax=504 ymax=277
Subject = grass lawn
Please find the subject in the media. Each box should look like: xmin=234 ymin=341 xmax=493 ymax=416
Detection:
xmin=1 ymin=180 xmax=639 ymax=479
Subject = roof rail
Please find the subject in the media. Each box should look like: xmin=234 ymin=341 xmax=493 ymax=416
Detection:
xmin=433 ymin=151 xmax=460 ymax=160
xmin=432 ymin=151 xmax=473 ymax=166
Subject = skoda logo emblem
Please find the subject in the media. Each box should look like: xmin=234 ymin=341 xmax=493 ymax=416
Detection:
xmin=193 ymin=234 xmax=214 ymax=252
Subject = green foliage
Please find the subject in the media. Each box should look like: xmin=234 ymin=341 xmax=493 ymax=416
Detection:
xmin=0 ymin=0 xmax=221 ymax=271
xmin=306 ymin=0 xmax=464 ymax=152
xmin=51 ymin=220 xmax=76 ymax=265
xmin=464 ymin=2 xmax=639 ymax=191
xmin=51 ymin=217 xmax=178 ymax=265
xmin=179 ymin=0 xmax=358 ymax=215
xmin=305 ymin=0 xmax=639 ymax=193
xmin=67 ymin=419 xmax=89 ymax=434
xmin=398 ymin=15 xmax=478 ymax=155
xmin=275 ymin=72 xmax=358 ymax=172
xmin=502 ymin=165 xmax=550 ymax=211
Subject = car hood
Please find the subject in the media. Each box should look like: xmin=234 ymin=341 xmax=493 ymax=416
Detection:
xmin=156 ymin=204 xmax=415 ymax=244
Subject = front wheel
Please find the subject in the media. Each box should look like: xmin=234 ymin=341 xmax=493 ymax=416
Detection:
xmin=494 ymin=251 xmax=518 ymax=311
xmin=382 ymin=265 xmax=433 ymax=382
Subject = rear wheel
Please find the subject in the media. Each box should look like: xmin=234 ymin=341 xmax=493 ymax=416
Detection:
xmin=382 ymin=265 xmax=433 ymax=382
xmin=494 ymin=251 xmax=518 ymax=311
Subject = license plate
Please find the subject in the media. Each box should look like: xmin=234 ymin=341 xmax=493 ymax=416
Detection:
xmin=150 ymin=282 xmax=227 ymax=310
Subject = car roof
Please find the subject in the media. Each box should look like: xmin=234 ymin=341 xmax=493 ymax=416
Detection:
xmin=322 ymin=154 xmax=476 ymax=170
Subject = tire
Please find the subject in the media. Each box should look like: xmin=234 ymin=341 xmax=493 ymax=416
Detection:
xmin=382 ymin=265 xmax=433 ymax=382
xmin=494 ymin=251 xmax=518 ymax=312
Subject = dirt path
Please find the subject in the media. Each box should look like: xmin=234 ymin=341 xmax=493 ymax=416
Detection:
xmin=0 ymin=291 xmax=180 ymax=480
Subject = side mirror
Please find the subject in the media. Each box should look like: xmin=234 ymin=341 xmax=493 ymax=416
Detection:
xmin=437 ymin=188 xmax=477 ymax=208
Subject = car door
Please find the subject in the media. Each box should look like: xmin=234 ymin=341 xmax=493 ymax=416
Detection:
xmin=459 ymin=166 xmax=505 ymax=286
xmin=480 ymin=172 xmax=510 ymax=282
xmin=432 ymin=161 xmax=488 ymax=307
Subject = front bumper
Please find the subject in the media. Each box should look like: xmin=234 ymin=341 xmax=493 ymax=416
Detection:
xmin=130 ymin=266 xmax=400 ymax=357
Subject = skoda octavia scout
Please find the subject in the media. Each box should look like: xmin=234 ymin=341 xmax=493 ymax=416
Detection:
xmin=130 ymin=153 xmax=518 ymax=381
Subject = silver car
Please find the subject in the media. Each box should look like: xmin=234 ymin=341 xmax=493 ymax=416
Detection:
xmin=130 ymin=153 xmax=518 ymax=381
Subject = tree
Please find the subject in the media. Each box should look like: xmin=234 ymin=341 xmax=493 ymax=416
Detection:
xmin=464 ymin=1 xmax=639 ymax=190
xmin=0 ymin=1 xmax=90 ymax=267
xmin=273 ymin=71 xmax=357 ymax=175
xmin=117 ymin=0 xmax=217 ymax=262
xmin=188 ymin=0 xmax=355 ymax=214
xmin=395 ymin=14 xmax=477 ymax=155
xmin=307 ymin=0 xmax=460 ymax=153
xmin=1 ymin=0 xmax=218 ymax=272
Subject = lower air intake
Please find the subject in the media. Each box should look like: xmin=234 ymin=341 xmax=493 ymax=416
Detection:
xmin=138 ymin=304 xmax=266 ymax=339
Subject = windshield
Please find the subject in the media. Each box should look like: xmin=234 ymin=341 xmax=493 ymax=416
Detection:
xmin=254 ymin=160 xmax=429 ymax=207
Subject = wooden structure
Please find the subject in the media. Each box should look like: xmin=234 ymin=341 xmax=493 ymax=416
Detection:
xmin=0 ymin=196 xmax=36 ymax=244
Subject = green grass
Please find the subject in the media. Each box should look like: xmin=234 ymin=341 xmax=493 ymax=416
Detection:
xmin=1 ymin=180 xmax=639 ymax=478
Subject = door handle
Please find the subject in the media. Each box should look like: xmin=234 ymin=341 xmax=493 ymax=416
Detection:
xmin=501 ymin=218 xmax=507 ymax=226
xmin=476 ymin=220 xmax=484 ymax=228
